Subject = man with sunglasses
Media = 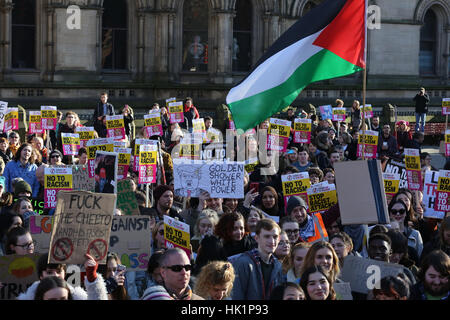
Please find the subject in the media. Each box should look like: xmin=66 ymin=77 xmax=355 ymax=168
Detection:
xmin=141 ymin=248 xmax=203 ymax=300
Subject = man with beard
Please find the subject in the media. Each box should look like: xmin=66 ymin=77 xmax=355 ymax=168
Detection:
xmin=410 ymin=250 xmax=449 ymax=300
xmin=148 ymin=185 xmax=183 ymax=223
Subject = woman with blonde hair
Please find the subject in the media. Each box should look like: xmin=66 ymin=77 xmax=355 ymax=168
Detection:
xmin=299 ymin=241 xmax=341 ymax=283
xmin=191 ymin=211 xmax=219 ymax=253
xmin=194 ymin=261 xmax=235 ymax=300
xmin=282 ymin=242 xmax=312 ymax=284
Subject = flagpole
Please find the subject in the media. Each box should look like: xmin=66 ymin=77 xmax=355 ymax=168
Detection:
xmin=361 ymin=0 xmax=368 ymax=162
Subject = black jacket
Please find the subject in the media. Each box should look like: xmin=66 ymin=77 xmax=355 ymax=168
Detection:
xmin=222 ymin=235 xmax=258 ymax=258
xmin=413 ymin=94 xmax=430 ymax=114
xmin=93 ymin=101 xmax=115 ymax=134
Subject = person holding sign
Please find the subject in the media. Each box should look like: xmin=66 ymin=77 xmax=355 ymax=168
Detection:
xmin=57 ymin=111 xmax=82 ymax=163
xmin=378 ymin=124 xmax=399 ymax=161
xmin=180 ymin=97 xmax=199 ymax=132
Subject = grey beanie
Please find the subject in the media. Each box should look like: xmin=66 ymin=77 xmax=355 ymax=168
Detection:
xmin=286 ymin=195 xmax=308 ymax=215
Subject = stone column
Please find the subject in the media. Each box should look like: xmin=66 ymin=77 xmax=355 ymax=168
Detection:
xmin=136 ymin=9 xmax=146 ymax=81
xmin=211 ymin=9 xmax=234 ymax=84
xmin=0 ymin=0 xmax=13 ymax=81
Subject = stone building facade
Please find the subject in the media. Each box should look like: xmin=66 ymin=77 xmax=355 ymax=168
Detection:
xmin=0 ymin=0 xmax=448 ymax=115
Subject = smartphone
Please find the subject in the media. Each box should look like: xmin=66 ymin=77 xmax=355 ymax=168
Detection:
xmin=250 ymin=182 xmax=259 ymax=193
xmin=117 ymin=264 xmax=127 ymax=273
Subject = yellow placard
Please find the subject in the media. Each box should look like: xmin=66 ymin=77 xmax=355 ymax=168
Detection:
xmin=30 ymin=114 xmax=41 ymax=123
xmin=87 ymin=144 xmax=114 ymax=160
xmin=5 ymin=111 xmax=18 ymax=121
xmin=144 ymin=117 xmax=162 ymax=126
xmin=62 ymin=136 xmax=80 ymax=145
xmin=405 ymin=155 xmax=421 ymax=171
xmin=282 ymin=179 xmax=311 ymax=196
xmin=180 ymin=144 xmax=201 ymax=159
xmin=308 ymin=190 xmax=338 ymax=213
xmin=41 ymin=110 xmax=57 ymax=119
xmin=164 ymin=224 xmax=190 ymax=251
xmin=269 ymin=124 xmax=291 ymax=137
xmin=169 ymin=105 xmax=183 ymax=113
xmin=45 ymin=175 xmax=73 ymax=189
xmin=358 ymin=134 xmax=378 ymax=146
xmin=118 ymin=153 xmax=131 ymax=166
xmin=437 ymin=177 xmax=450 ymax=192
xmin=78 ymin=131 xmax=95 ymax=140
xmin=384 ymin=179 xmax=400 ymax=194
xmin=445 ymin=134 xmax=450 ymax=143
xmin=139 ymin=151 xmax=157 ymax=165
xmin=294 ymin=122 xmax=311 ymax=132
xmin=106 ymin=118 xmax=125 ymax=129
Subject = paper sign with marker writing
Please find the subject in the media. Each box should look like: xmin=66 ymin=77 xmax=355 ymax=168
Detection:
xmin=41 ymin=106 xmax=57 ymax=130
xmin=29 ymin=216 xmax=54 ymax=253
xmin=44 ymin=167 xmax=73 ymax=209
xmin=116 ymin=179 xmax=140 ymax=216
xmin=72 ymin=165 xmax=95 ymax=192
xmin=293 ymin=118 xmax=312 ymax=144
xmin=404 ymin=148 xmax=422 ymax=191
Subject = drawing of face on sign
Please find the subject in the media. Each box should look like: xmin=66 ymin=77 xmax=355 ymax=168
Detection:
xmin=175 ymin=165 xmax=204 ymax=198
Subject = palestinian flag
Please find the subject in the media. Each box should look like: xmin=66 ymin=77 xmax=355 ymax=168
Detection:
xmin=226 ymin=0 xmax=366 ymax=131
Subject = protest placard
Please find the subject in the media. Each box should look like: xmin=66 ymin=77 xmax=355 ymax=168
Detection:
xmin=0 ymin=253 xmax=41 ymax=300
xmin=306 ymin=182 xmax=337 ymax=213
xmin=94 ymin=151 xmax=118 ymax=194
xmin=133 ymin=139 xmax=157 ymax=172
xmin=293 ymin=118 xmax=312 ymax=144
xmin=333 ymin=283 xmax=353 ymax=300
xmin=267 ymin=118 xmax=291 ymax=152
xmin=244 ymin=157 xmax=259 ymax=174
xmin=165 ymin=97 xmax=176 ymax=108
xmin=106 ymin=115 xmax=126 ymax=140
xmin=168 ymin=101 xmax=184 ymax=123
xmin=114 ymin=140 xmax=127 ymax=148
xmin=340 ymin=255 xmax=412 ymax=294
xmin=48 ymin=191 xmax=116 ymax=264
xmin=383 ymin=158 xmax=408 ymax=189
xmin=164 ymin=215 xmax=191 ymax=258
xmin=319 ymin=105 xmax=332 ymax=120
xmin=179 ymin=138 xmax=202 ymax=160
xmin=41 ymin=106 xmax=57 ymax=130
xmin=442 ymin=98 xmax=450 ymax=115
xmin=335 ymin=160 xmax=389 ymax=225
xmin=72 ymin=165 xmax=95 ymax=192
xmin=109 ymin=216 xmax=152 ymax=271
xmin=201 ymin=142 xmax=226 ymax=161
xmin=61 ymin=133 xmax=80 ymax=156
xmin=0 ymin=101 xmax=7 ymax=132
xmin=116 ymin=179 xmax=140 ymax=216
xmin=434 ymin=170 xmax=450 ymax=212
xmin=138 ymin=144 xmax=157 ymax=184
xmin=357 ymin=130 xmax=379 ymax=159
xmin=44 ymin=167 xmax=73 ymax=209
xmin=29 ymin=215 xmax=53 ymax=253
xmin=193 ymin=118 xmax=207 ymax=142
xmin=114 ymin=147 xmax=131 ymax=180
xmin=75 ymin=126 xmax=95 ymax=148
xmin=423 ymin=170 xmax=445 ymax=219
xmin=404 ymin=148 xmax=422 ymax=191
xmin=382 ymin=173 xmax=400 ymax=204
xmin=173 ymin=159 xmax=244 ymax=198
xmin=332 ymin=107 xmax=346 ymax=122
xmin=86 ymin=138 xmax=115 ymax=178
xmin=3 ymin=107 xmax=19 ymax=131
xmin=144 ymin=111 xmax=163 ymax=137
xmin=28 ymin=111 xmax=43 ymax=134
xmin=206 ymin=127 xmax=223 ymax=143
xmin=363 ymin=104 xmax=373 ymax=119
xmin=445 ymin=130 xmax=450 ymax=157
xmin=282 ymin=172 xmax=310 ymax=211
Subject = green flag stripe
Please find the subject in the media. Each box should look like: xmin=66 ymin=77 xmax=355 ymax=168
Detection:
xmin=228 ymin=49 xmax=362 ymax=131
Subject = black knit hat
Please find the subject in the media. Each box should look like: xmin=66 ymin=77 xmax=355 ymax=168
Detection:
xmin=286 ymin=196 xmax=308 ymax=216
xmin=14 ymin=180 xmax=32 ymax=196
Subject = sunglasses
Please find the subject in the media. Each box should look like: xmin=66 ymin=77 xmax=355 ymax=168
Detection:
xmin=164 ymin=264 xmax=192 ymax=272
xmin=390 ymin=209 xmax=406 ymax=216
xmin=15 ymin=241 xmax=34 ymax=249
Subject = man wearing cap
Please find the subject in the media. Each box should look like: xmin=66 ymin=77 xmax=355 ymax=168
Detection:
xmin=148 ymin=185 xmax=183 ymax=223
xmin=49 ymin=149 xmax=64 ymax=166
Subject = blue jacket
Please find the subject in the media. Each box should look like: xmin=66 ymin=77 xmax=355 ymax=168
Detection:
xmin=3 ymin=160 xmax=39 ymax=198
xmin=231 ymin=249 xmax=284 ymax=300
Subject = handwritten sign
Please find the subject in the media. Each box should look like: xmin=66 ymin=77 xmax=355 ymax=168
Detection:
xmin=168 ymin=101 xmax=184 ymax=123
xmin=41 ymin=106 xmax=57 ymax=130
xmin=267 ymin=118 xmax=291 ymax=152
xmin=293 ymin=118 xmax=312 ymax=144
xmin=4 ymin=107 xmax=19 ymax=131
xmin=382 ymin=173 xmax=400 ymax=204
xmin=106 ymin=115 xmax=126 ymax=140
xmin=138 ymin=144 xmax=157 ymax=184
xmin=116 ymin=179 xmax=140 ymax=216
xmin=86 ymin=138 xmax=115 ymax=178
xmin=114 ymin=147 xmax=131 ymax=180
xmin=423 ymin=170 xmax=445 ymax=219
xmin=144 ymin=111 xmax=163 ymax=137
xmin=75 ymin=126 xmax=95 ymax=148
xmin=44 ymin=167 xmax=73 ymax=209
xmin=0 ymin=101 xmax=7 ymax=132
xmin=332 ymin=107 xmax=346 ymax=122
xmin=72 ymin=165 xmax=95 ymax=192
xmin=306 ymin=182 xmax=337 ymax=213
xmin=282 ymin=172 xmax=310 ymax=211
xmin=357 ymin=130 xmax=379 ymax=159
xmin=442 ymin=98 xmax=450 ymax=115
xmin=404 ymin=148 xmax=422 ymax=191
xmin=49 ymin=191 xmax=116 ymax=264
xmin=61 ymin=133 xmax=80 ymax=156
xmin=164 ymin=215 xmax=190 ymax=259
xmin=28 ymin=111 xmax=43 ymax=134
xmin=29 ymin=216 xmax=54 ymax=253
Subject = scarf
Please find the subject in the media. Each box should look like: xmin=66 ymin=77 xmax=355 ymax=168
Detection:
xmin=299 ymin=215 xmax=315 ymax=241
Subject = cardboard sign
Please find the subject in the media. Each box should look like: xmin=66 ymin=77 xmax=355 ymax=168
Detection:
xmin=168 ymin=101 xmax=184 ymax=123
xmin=383 ymin=158 xmax=408 ymax=189
xmin=173 ymin=159 xmax=244 ymax=198
xmin=144 ymin=111 xmax=163 ymax=137
xmin=49 ymin=191 xmax=116 ymax=264
xmin=319 ymin=105 xmax=333 ymax=120
xmin=61 ymin=133 xmax=80 ymax=156
xmin=4 ymin=107 xmax=19 ymax=131
xmin=72 ymin=165 xmax=95 ymax=192
xmin=41 ymin=106 xmax=57 ymax=130
xmin=267 ymin=118 xmax=291 ymax=152
xmin=28 ymin=111 xmax=43 ymax=134
xmin=0 ymin=253 xmax=41 ymax=300
xmin=86 ymin=138 xmax=115 ymax=178
xmin=404 ymin=148 xmax=422 ymax=191
xmin=363 ymin=104 xmax=373 ymax=119
xmin=116 ymin=179 xmax=140 ymax=216
xmin=434 ymin=170 xmax=450 ymax=212
xmin=29 ymin=215 xmax=54 ymax=253
xmin=138 ymin=144 xmax=157 ymax=184
xmin=293 ymin=118 xmax=312 ymax=144
xmin=0 ymin=101 xmax=7 ymax=132
xmin=332 ymin=107 xmax=346 ymax=122
xmin=340 ymin=255 xmax=412 ymax=294
xmin=114 ymin=147 xmax=131 ymax=180
xmin=109 ymin=216 xmax=152 ymax=271
xmin=244 ymin=157 xmax=259 ymax=174
xmin=106 ymin=115 xmax=126 ymax=140
xmin=445 ymin=130 xmax=450 ymax=157
xmin=382 ymin=172 xmax=400 ymax=204
xmin=335 ymin=160 xmax=389 ymax=225
xmin=44 ymin=167 xmax=73 ymax=209
xmin=282 ymin=172 xmax=310 ymax=211
xmin=75 ymin=126 xmax=95 ymax=148
xmin=357 ymin=130 xmax=379 ymax=159
xmin=164 ymin=215 xmax=190 ymax=258
xmin=423 ymin=170 xmax=445 ymax=219
xmin=306 ymin=182 xmax=337 ymax=213
xmin=442 ymin=98 xmax=450 ymax=115
xmin=94 ymin=151 xmax=118 ymax=194
xmin=334 ymin=283 xmax=353 ymax=300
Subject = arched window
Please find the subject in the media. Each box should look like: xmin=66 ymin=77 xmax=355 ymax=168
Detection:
xmin=11 ymin=0 xmax=36 ymax=69
xmin=419 ymin=10 xmax=437 ymax=75
xmin=102 ymin=0 xmax=128 ymax=70
xmin=182 ymin=0 xmax=209 ymax=72
xmin=233 ymin=0 xmax=252 ymax=72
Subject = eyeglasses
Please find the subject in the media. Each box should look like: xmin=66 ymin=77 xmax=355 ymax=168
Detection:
xmin=390 ymin=209 xmax=406 ymax=216
xmin=15 ymin=241 xmax=34 ymax=249
xmin=163 ymin=264 xmax=193 ymax=272
xmin=284 ymin=229 xmax=299 ymax=235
